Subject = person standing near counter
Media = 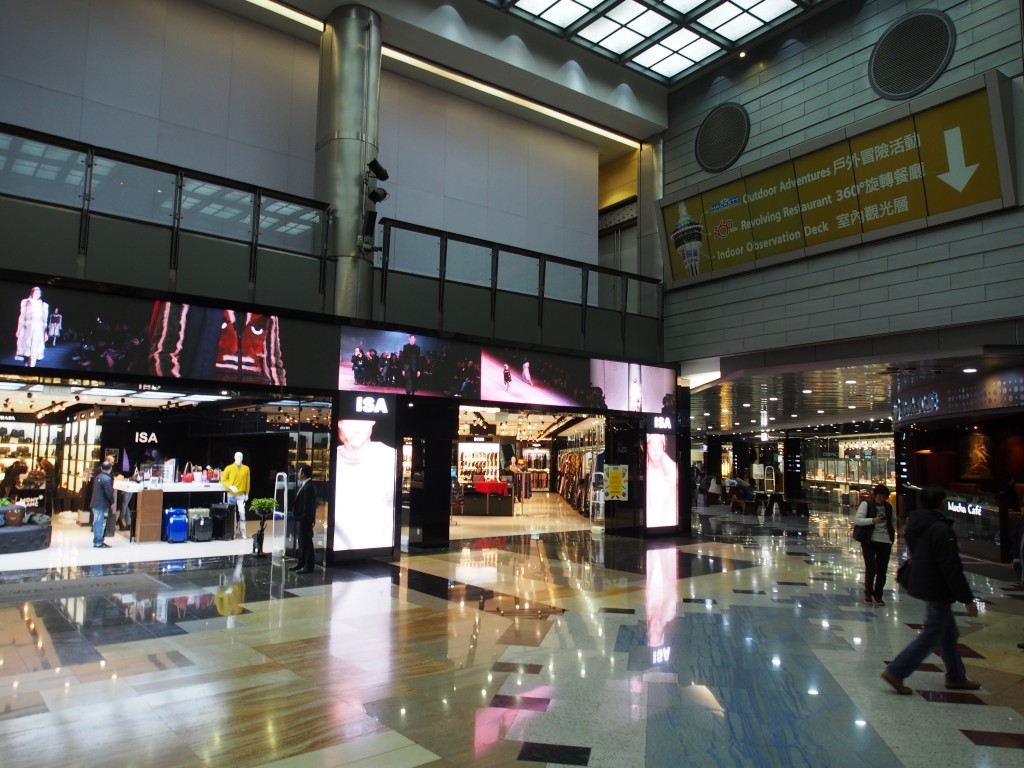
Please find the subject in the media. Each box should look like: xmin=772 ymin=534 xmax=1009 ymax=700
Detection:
xmin=854 ymin=483 xmax=895 ymax=605
xmin=91 ymin=460 xmax=114 ymax=548
xmin=221 ymin=452 xmax=250 ymax=537
xmin=290 ymin=464 xmax=317 ymax=573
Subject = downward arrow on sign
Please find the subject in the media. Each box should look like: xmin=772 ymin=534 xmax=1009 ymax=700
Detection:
xmin=937 ymin=126 xmax=978 ymax=192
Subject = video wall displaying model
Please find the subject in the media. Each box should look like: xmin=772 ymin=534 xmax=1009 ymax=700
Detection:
xmin=645 ymin=414 xmax=679 ymax=529
xmin=0 ymin=279 xmax=336 ymax=388
xmin=339 ymin=325 xmax=676 ymax=413
xmin=331 ymin=393 xmax=398 ymax=553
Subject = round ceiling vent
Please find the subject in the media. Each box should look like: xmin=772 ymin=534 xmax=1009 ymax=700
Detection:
xmin=695 ymin=102 xmax=749 ymax=173
xmin=869 ymin=10 xmax=956 ymax=100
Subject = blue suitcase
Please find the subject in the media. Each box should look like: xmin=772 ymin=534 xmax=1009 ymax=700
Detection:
xmin=166 ymin=510 xmax=189 ymax=543
xmin=161 ymin=507 xmax=186 ymax=541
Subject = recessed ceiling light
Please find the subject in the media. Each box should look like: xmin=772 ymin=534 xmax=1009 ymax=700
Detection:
xmin=848 ymin=405 xmax=856 ymax=409
xmin=963 ymin=367 xmax=977 ymax=373
xmin=703 ymin=412 xmax=710 ymax=416
xmin=817 ymin=410 xmax=825 ymax=414
xmin=769 ymin=397 xmax=777 ymax=401
xmin=802 ymin=389 xmax=812 ymax=394
xmin=742 ymin=403 xmax=751 ymax=407
xmin=845 ymin=380 xmax=856 ymax=384
xmin=791 ymin=414 xmax=798 ymax=418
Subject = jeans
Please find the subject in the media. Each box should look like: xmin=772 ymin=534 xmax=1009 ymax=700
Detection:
xmin=92 ymin=507 xmax=108 ymax=546
xmin=886 ymin=600 xmax=967 ymax=683
xmin=861 ymin=540 xmax=892 ymax=600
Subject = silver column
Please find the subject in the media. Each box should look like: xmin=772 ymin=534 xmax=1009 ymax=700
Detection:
xmin=315 ymin=5 xmax=382 ymax=318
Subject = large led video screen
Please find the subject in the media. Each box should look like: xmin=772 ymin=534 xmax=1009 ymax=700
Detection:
xmin=0 ymin=280 xmax=336 ymax=389
xmin=339 ymin=325 xmax=676 ymax=414
xmin=332 ymin=392 xmax=397 ymax=552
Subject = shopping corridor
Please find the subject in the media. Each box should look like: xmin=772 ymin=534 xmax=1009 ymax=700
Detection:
xmin=1 ymin=499 xmax=1022 ymax=767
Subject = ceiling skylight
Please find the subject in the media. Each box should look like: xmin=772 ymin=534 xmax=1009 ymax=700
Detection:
xmin=482 ymin=0 xmax=822 ymax=84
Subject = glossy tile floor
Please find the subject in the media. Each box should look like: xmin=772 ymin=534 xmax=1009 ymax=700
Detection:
xmin=1 ymin=494 xmax=1022 ymax=767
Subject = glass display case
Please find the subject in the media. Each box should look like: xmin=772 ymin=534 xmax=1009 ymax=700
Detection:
xmin=802 ymin=435 xmax=896 ymax=504
xmin=62 ymin=409 xmax=103 ymax=496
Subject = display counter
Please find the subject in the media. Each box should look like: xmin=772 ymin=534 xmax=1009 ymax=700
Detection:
xmin=114 ymin=479 xmax=227 ymax=543
xmin=114 ymin=479 xmax=227 ymax=494
xmin=458 ymin=487 xmax=514 ymax=516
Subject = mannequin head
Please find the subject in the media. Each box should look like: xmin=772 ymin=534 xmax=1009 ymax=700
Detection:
xmin=234 ymin=451 xmax=243 ymax=466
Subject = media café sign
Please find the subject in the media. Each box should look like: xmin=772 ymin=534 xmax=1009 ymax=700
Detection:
xmin=661 ymin=73 xmax=1011 ymax=282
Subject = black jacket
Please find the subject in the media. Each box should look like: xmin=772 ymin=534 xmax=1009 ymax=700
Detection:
xmin=293 ymin=479 xmax=318 ymax=522
xmin=90 ymin=470 xmax=114 ymax=511
xmin=904 ymin=507 xmax=974 ymax=604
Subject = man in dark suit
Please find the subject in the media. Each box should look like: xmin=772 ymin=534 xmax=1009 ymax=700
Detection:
xmin=400 ymin=334 xmax=421 ymax=394
xmin=290 ymin=465 xmax=318 ymax=573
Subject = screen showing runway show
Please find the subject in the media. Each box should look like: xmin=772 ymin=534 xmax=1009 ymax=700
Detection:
xmin=338 ymin=325 xmax=676 ymax=414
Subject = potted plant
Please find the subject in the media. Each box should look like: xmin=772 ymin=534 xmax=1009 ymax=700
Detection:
xmin=248 ymin=498 xmax=277 ymax=519
xmin=247 ymin=498 xmax=277 ymax=557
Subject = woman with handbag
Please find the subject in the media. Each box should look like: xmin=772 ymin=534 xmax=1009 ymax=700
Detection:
xmin=853 ymin=484 xmax=895 ymax=605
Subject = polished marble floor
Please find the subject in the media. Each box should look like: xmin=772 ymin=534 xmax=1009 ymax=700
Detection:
xmin=0 ymin=494 xmax=1022 ymax=767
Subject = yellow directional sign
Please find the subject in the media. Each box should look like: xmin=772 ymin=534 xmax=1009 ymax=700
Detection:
xmin=916 ymin=89 xmax=1002 ymax=214
xmin=850 ymin=116 xmax=928 ymax=233
xmin=660 ymin=78 xmax=1009 ymax=282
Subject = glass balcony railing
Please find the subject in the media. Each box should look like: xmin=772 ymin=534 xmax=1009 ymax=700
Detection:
xmin=0 ymin=126 xmax=326 ymax=257
xmin=0 ymin=124 xmax=660 ymax=325
xmin=380 ymin=219 xmax=662 ymax=319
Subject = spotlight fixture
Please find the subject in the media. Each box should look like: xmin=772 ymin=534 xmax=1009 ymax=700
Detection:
xmin=367 ymin=187 xmax=389 ymax=204
xmin=366 ymin=158 xmax=389 ymax=181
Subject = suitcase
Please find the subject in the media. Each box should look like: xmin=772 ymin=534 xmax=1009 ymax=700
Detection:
xmin=165 ymin=508 xmax=188 ymax=543
xmin=210 ymin=503 xmax=234 ymax=541
xmin=189 ymin=514 xmax=212 ymax=542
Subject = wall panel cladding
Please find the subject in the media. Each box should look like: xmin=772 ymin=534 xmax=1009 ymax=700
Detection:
xmin=663 ymin=210 xmax=1024 ymax=363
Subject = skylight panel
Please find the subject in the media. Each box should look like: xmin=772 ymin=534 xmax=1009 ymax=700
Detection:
xmin=750 ymin=0 xmax=796 ymax=22
xmin=515 ymin=0 xmax=556 ymax=15
xmin=608 ymin=0 xmax=646 ymax=24
xmin=718 ymin=12 xmax=763 ymax=40
xmin=631 ymin=10 xmax=671 ymax=36
xmin=541 ymin=0 xmax=591 ymax=27
xmin=633 ymin=43 xmax=672 ymax=68
xmin=579 ymin=17 xmax=617 ymax=42
xmin=698 ymin=2 xmax=741 ymax=29
xmin=681 ymin=37 xmax=721 ymax=62
xmin=662 ymin=0 xmax=705 ymax=12
xmin=651 ymin=53 xmax=694 ymax=77
xmin=661 ymin=27 xmax=698 ymax=50
xmin=601 ymin=26 xmax=644 ymax=54
xmin=580 ymin=1 xmax=669 ymax=53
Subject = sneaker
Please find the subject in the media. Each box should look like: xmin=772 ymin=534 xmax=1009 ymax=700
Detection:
xmin=944 ymin=678 xmax=981 ymax=690
xmin=881 ymin=670 xmax=912 ymax=695
xmin=874 ymin=598 xmax=886 ymax=606
xmin=93 ymin=542 xmax=111 ymax=549
xmin=863 ymin=597 xmax=873 ymax=605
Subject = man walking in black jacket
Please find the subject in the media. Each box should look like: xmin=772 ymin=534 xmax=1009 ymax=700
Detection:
xmin=881 ymin=485 xmax=980 ymax=694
